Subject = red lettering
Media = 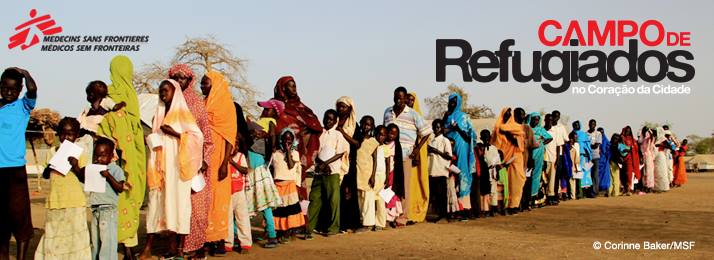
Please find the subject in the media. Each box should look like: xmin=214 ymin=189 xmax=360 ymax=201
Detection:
xmin=562 ymin=20 xmax=585 ymax=46
xmin=540 ymin=19 xmax=684 ymax=47
xmin=680 ymin=32 xmax=691 ymax=46
xmin=667 ymin=32 xmax=680 ymax=46
xmin=587 ymin=20 xmax=615 ymax=46
xmin=539 ymin=20 xmax=562 ymax=47
xmin=640 ymin=20 xmax=664 ymax=46
xmin=617 ymin=20 xmax=638 ymax=46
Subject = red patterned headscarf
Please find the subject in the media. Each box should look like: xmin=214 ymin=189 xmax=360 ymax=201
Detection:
xmin=168 ymin=64 xmax=196 ymax=89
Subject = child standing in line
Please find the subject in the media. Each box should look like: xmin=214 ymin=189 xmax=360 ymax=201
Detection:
xmin=245 ymin=100 xmax=284 ymax=248
xmin=426 ymin=119 xmax=452 ymax=223
xmin=384 ymin=124 xmax=405 ymax=227
xmin=226 ymin=134 xmax=252 ymax=253
xmin=356 ymin=119 xmax=387 ymax=232
xmin=445 ymin=138 xmax=462 ymax=221
xmin=34 ymin=117 xmax=92 ymax=259
xmin=271 ymin=128 xmax=306 ymax=243
xmin=496 ymin=150 xmax=508 ymax=216
xmin=72 ymin=138 xmax=126 ymax=260
xmin=567 ymin=132 xmax=581 ymax=200
xmin=608 ymin=134 xmax=629 ymax=197
xmin=477 ymin=129 xmax=501 ymax=217
xmin=372 ymin=125 xmax=389 ymax=231
xmin=307 ymin=110 xmax=349 ymax=237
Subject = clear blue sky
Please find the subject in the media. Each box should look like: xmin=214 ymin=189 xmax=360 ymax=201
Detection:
xmin=2 ymin=0 xmax=712 ymax=138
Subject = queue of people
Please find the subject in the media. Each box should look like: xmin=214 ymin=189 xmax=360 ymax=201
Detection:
xmin=0 ymin=56 xmax=689 ymax=260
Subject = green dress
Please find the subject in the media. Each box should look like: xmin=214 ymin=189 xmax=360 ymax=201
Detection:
xmin=98 ymin=55 xmax=146 ymax=244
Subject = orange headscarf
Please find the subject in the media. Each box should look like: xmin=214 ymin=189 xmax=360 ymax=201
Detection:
xmin=491 ymin=108 xmax=525 ymax=162
xmin=204 ymin=71 xmax=237 ymax=146
xmin=147 ymin=79 xmax=204 ymax=189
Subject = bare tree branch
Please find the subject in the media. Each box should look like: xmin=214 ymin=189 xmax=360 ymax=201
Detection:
xmin=134 ymin=62 xmax=166 ymax=94
xmin=134 ymin=35 xmax=260 ymax=116
xmin=424 ymin=84 xmax=494 ymax=120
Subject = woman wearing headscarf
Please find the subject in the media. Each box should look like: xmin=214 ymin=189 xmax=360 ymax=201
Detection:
xmin=442 ymin=93 xmax=476 ymax=218
xmin=526 ymin=113 xmax=552 ymax=205
xmin=653 ymin=127 xmax=670 ymax=192
xmin=673 ymin=140 xmax=688 ymax=186
xmin=608 ymin=133 xmax=629 ymax=197
xmin=164 ymin=64 xmax=215 ymax=257
xmin=201 ymin=71 xmax=238 ymax=252
xmin=95 ymin=55 xmax=146 ymax=257
xmin=621 ymin=126 xmax=641 ymax=195
xmin=572 ymin=120 xmax=593 ymax=198
xmin=597 ymin=128 xmax=612 ymax=193
xmin=491 ymin=108 xmax=525 ymax=214
xmin=639 ymin=127 xmax=656 ymax=192
xmin=142 ymin=79 xmax=204 ymax=259
xmin=335 ymin=96 xmax=361 ymax=231
xmin=406 ymin=93 xmax=430 ymax=222
xmin=274 ymin=76 xmax=323 ymax=199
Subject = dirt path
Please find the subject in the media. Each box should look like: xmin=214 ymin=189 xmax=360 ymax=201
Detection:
xmin=17 ymin=172 xmax=714 ymax=259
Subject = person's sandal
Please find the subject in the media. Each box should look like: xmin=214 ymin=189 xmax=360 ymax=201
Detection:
xmin=279 ymin=236 xmax=290 ymax=244
xmin=264 ymin=238 xmax=279 ymax=248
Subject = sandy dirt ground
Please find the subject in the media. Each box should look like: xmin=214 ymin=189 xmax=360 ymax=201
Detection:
xmin=11 ymin=172 xmax=714 ymax=259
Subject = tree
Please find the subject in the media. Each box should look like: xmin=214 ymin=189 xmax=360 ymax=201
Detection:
xmin=680 ymin=134 xmax=714 ymax=155
xmin=424 ymin=84 xmax=495 ymax=120
xmin=135 ymin=36 xmax=260 ymax=115
xmin=27 ymin=108 xmax=60 ymax=191
xmin=28 ymin=108 xmax=60 ymax=146
xmin=134 ymin=62 xmax=165 ymax=94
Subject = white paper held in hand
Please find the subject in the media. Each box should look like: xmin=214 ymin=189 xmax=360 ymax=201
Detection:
xmin=146 ymin=133 xmax=163 ymax=150
xmin=84 ymin=164 xmax=107 ymax=193
xmin=448 ymin=164 xmax=461 ymax=174
xmin=48 ymin=140 xmax=84 ymax=175
xmin=379 ymin=187 xmax=395 ymax=202
xmin=191 ymin=174 xmax=206 ymax=192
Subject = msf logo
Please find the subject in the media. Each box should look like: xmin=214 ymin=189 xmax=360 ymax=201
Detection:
xmin=8 ymin=9 xmax=63 ymax=50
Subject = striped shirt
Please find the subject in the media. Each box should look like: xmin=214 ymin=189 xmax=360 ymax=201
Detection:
xmin=384 ymin=106 xmax=432 ymax=157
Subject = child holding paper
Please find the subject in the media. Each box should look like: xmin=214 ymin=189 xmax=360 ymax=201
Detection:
xmin=34 ymin=117 xmax=92 ymax=259
xmin=142 ymin=79 xmax=204 ymax=258
xmin=427 ymin=119 xmax=452 ymax=223
xmin=446 ymin=138 xmax=462 ymax=221
xmin=71 ymin=137 xmax=126 ymax=260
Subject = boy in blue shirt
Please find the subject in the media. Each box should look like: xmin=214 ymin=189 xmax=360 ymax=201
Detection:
xmin=0 ymin=67 xmax=37 ymax=260
xmin=71 ymin=137 xmax=126 ymax=260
